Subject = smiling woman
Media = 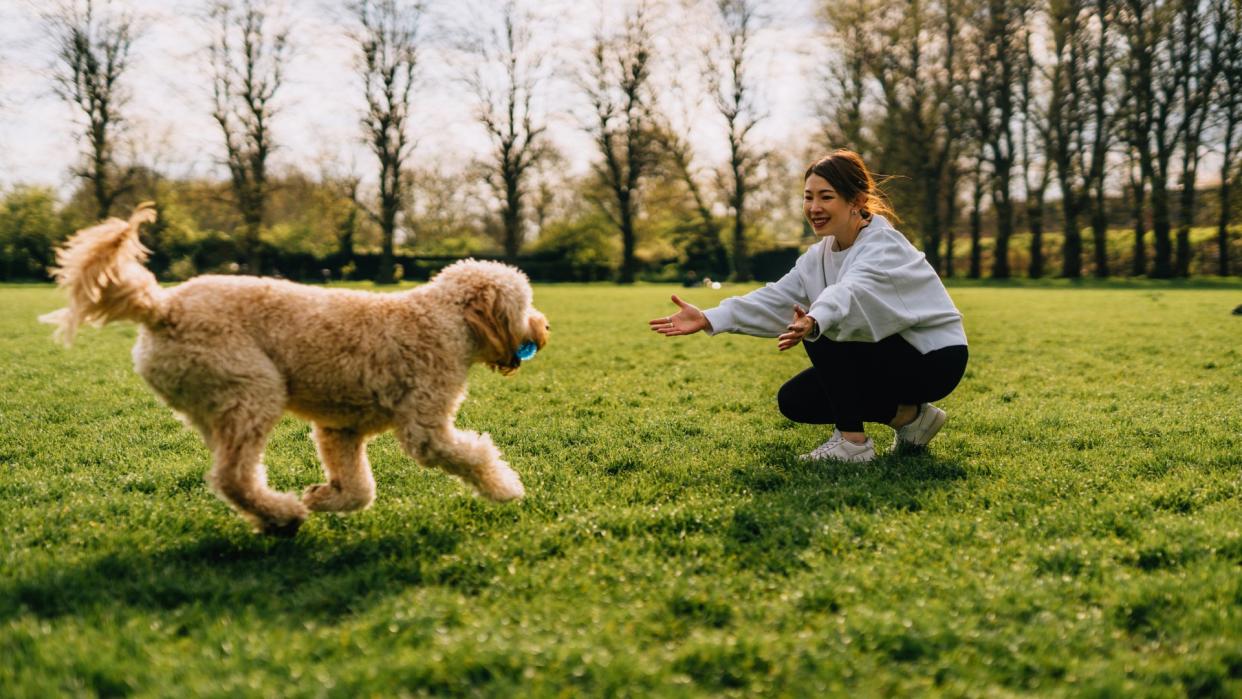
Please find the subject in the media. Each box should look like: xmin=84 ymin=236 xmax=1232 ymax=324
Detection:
xmin=649 ymin=149 xmax=969 ymax=464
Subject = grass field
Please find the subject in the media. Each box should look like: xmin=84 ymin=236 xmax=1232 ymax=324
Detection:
xmin=1 ymin=280 xmax=1240 ymax=697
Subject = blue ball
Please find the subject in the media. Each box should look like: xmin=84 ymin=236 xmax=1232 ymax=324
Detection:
xmin=515 ymin=340 xmax=538 ymax=361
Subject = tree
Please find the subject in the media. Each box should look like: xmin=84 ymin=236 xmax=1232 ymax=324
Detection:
xmin=1019 ymin=3 xmax=1052 ymax=278
xmin=208 ymin=0 xmax=290 ymax=275
xmin=651 ymin=122 xmax=729 ymax=279
xmin=583 ymin=4 xmax=658 ymax=283
xmin=976 ymin=0 xmax=1024 ymax=279
xmin=1084 ymin=0 xmax=1119 ymax=278
xmin=459 ymin=1 xmax=548 ymax=260
xmin=1213 ymin=0 xmax=1242 ymax=276
xmin=819 ymin=0 xmax=876 ymax=154
xmin=706 ymin=0 xmax=764 ymax=282
xmin=1046 ymin=0 xmax=1088 ymax=278
xmin=50 ymin=0 xmax=138 ymax=220
xmin=1172 ymin=0 xmax=1227 ymax=277
xmin=352 ymin=0 xmax=420 ymax=284
xmin=1119 ymin=0 xmax=1178 ymax=278
xmin=862 ymin=0 xmax=966 ymax=274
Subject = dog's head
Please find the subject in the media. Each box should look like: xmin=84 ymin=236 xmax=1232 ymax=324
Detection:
xmin=433 ymin=259 xmax=549 ymax=375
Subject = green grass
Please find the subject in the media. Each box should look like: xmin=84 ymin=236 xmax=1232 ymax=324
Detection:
xmin=1 ymin=281 xmax=1240 ymax=697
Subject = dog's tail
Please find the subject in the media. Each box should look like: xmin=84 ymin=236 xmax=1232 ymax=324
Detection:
xmin=39 ymin=202 xmax=163 ymax=345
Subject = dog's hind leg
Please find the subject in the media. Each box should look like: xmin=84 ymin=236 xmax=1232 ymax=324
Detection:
xmin=303 ymin=425 xmax=375 ymax=512
xmin=206 ymin=403 xmax=308 ymax=537
xmin=396 ymin=421 xmax=525 ymax=502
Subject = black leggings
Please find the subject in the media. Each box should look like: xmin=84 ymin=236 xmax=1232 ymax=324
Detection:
xmin=777 ymin=334 xmax=968 ymax=432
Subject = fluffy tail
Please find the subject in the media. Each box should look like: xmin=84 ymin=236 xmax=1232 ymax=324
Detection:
xmin=39 ymin=203 xmax=163 ymax=345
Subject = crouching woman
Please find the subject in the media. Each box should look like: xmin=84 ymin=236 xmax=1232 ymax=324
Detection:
xmin=648 ymin=149 xmax=968 ymax=463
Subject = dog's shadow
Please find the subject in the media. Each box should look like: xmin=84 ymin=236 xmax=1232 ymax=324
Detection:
xmin=0 ymin=520 xmax=487 ymax=623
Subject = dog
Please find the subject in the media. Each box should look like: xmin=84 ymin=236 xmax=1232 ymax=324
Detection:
xmin=41 ymin=204 xmax=549 ymax=536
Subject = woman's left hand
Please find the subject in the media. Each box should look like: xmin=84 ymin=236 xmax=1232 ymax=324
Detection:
xmin=777 ymin=305 xmax=814 ymax=351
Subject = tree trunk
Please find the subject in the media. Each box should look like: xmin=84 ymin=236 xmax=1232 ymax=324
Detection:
xmin=969 ymin=181 xmax=983 ymax=279
xmin=944 ymin=185 xmax=957 ymax=278
xmin=1091 ymin=181 xmax=1109 ymax=278
xmin=1132 ymin=168 xmax=1148 ymax=277
xmin=922 ymin=171 xmax=943 ymax=273
xmin=619 ymin=191 xmax=636 ymax=284
xmin=1175 ymin=175 xmax=1194 ymax=277
xmin=991 ymin=179 xmax=1013 ymax=279
xmin=1027 ymin=200 xmax=1044 ymax=278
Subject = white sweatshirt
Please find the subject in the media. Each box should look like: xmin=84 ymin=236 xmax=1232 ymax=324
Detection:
xmin=702 ymin=215 xmax=967 ymax=353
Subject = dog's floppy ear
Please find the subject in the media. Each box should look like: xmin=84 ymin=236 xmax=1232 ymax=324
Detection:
xmin=463 ymin=286 xmax=522 ymax=375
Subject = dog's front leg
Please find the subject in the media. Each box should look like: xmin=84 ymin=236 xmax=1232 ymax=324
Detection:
xmin=396 ymin=421 xmax=525 ymax=501
xmin=303 ymin=425 xmax=376 ymax=512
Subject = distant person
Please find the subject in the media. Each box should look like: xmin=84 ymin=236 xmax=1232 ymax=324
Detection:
xmin=648 ymin=150 xmax=968 ymax=463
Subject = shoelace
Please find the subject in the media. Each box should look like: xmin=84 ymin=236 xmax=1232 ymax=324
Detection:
xmin=807 ymin=434 xmax=847 ymax=459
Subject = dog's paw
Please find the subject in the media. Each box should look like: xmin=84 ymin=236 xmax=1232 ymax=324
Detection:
xmin=303 ymin=482 xmax=374 ymax=512
xmin=477 ymin=465 xmax=525 ymax=502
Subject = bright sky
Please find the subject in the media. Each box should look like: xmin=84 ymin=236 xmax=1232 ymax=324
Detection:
xmin=0 ymin=0 xmax=822 ymax=194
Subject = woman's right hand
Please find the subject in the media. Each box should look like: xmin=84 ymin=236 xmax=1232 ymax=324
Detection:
xmin=648 ymin=294 xmax=709 ymax=336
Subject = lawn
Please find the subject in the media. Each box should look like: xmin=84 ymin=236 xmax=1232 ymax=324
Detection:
xmin=1 ymin=280 xmax=1240 ymax=697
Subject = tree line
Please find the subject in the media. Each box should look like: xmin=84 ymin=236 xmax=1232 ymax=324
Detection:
xmin=2 ymin=0 xmax=1239 ymax=284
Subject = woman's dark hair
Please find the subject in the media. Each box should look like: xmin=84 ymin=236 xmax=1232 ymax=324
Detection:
xmin=804 ymin=149 xmax=900 ymax=223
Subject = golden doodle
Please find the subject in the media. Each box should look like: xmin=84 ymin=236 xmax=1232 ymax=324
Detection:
xmin=41 ymin=204 xmax=549 ymax=536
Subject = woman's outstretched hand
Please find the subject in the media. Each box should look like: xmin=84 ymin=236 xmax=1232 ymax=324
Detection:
xmin=649 ymin=294 xmax=709 ymax=336
xmin=777 ymin=305 xmax=814 ymax=351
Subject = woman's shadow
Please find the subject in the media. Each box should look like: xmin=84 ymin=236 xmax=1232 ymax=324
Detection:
xmin=719 ymin=442 xmax=971 ymax=574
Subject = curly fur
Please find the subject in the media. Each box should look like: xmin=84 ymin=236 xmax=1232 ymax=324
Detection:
xmin=40 ymin=206 xmax=550 ymax=536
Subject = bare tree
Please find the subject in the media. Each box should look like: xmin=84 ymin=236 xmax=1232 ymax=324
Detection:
xmin=208 ymin=0 xmax=290 ymax=275
xmin=819 ymin=0 xmax=875 ymax=154
xmin=1172 ymin=0 xmax=1227 ymax=277
xmin=459 ymin=1 xmax=548 ymax=260
xmin=862 ymin=0 xmax=965 ymax=274
xmin=1019 ymin=4 xmax=1052 ymax=278
xmin=976 ymin=0 xmax=1024 ymax=279
xmin=706 ymin=0 xmax=764 ymax=282
xmin=583 ymin=4 xmax=658 ymax=284
xmin=1084 ymin=0 xmax=1119 ymax=278
xmin=352 ymin=0 xmax=420 ymax=284
xmin=1119 ymin=0 xmax=1179 ymax=278
xmin=1214 ymin=0 xmax=1242 ymax=275
xmin=50 ymin=0 xmax=138 ymax=220
xmin=1046 ymin=0 xmax=1088 ymax=278
xmin=652 ymin=120 xmax=729 ymax=279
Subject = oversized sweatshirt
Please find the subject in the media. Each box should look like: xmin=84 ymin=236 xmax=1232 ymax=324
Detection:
xmin=702 ymin=215 xmax=967 ymax=353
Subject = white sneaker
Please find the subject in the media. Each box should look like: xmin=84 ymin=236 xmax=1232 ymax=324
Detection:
xmin=892 ymin=403 xmax=947 ymax=453
xmin=799 ymin=430 xmax=876 ymax=463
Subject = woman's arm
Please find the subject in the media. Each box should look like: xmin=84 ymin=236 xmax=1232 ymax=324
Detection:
xmin=699 ymin=265 xmax=809 ymax=338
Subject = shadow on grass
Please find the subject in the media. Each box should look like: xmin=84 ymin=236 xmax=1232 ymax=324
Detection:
xmin=721 ymin=448 xmax=970 ymax=574
xmin=0 ymin=519 xmax=496 ymax=622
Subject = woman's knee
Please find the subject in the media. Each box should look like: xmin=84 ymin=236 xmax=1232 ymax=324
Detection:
xmin=777 ymin=378 xmax=829 ymax=424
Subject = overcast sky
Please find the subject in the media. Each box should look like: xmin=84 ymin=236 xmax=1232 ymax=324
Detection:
xmin=0 ymin=0 xmax=822 ymax=194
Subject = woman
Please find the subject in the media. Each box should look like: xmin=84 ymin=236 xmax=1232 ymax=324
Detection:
xmin=648 ymin=150 xmax=968 ymax=463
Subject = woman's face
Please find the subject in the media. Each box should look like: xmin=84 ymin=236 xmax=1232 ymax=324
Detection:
xmin=803 ymin=173 xmax=856 ymax=239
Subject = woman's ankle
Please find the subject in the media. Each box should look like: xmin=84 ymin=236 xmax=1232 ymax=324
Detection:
xmin=890 ymin=404 xmax=918 ymax=429
xmin=841 ymin=430 xmax=868 ymax=445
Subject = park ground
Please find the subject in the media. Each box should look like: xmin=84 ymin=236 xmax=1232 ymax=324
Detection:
xmin=1 ymin=280 xmax=1240 ymax=697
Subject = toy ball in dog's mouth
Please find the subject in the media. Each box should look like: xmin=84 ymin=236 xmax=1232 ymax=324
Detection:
xmin=515 ymin=340 xmax=538 ymax=362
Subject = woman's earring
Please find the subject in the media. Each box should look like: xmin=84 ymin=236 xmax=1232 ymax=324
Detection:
xmin=850 ymin=209 xmax=857 ymax=216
